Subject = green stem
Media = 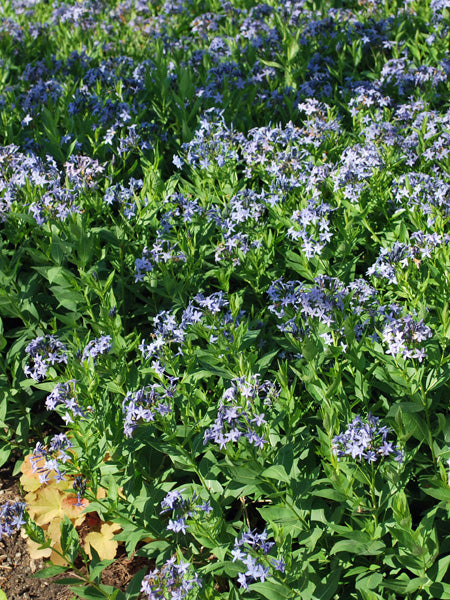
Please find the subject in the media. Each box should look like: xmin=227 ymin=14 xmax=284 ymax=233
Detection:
xmin=369 ymin=472 xmax=378 ymax=530
xmin=420 ymin=379 xmax=436 ymax=466
xmin=47 ymin=547 xmax=111 ymax=598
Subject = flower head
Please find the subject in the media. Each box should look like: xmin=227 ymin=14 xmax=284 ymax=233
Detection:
xmin=0 ymin=502 xmax=26 ymax=539
xmin=332 ymin=414 xmax=403 ymax=464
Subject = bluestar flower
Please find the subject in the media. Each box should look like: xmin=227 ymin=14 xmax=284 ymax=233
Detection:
xmin=160 ymin=489 xmax=212 ymax=535
xmin=72 ymin=475 xmax=87 ymax=506
xmin=267 ymin=273 xmax=394 ymax=353
xmin=381 ymin=314 xmax=432 ymax=362
xmin=204 ymin=376 xmax=279 ymax=450
xmin=81 ymin=335 xmax=112 ymax=362
xmin=161 ymin=490 xmax=185 ymax=513
xmin=30 ymin=433 xmax=74 ymax=485
xmin=0 ymin=501 xmax=26 ymax=539
xmin=24 ymin=335 xmax=68 ymax=381
xmin=46 ymin=381 xmax=86 ymax=424
xmin=368 ymin=235 xmax=449 ymax=284
xmin=141 ymin=556 xmax=201 ymax=600
xmin=64 ymin=154 xmax=105 ymax=189
xmin=332 ymin=414 xmax=403 ymax=464
xmin=167 ymin=516 xmax=187 ymax=534
xmin=122 ymin=383 xmax=174 ymax=438
xmin=392 ymin=172 xmax=450 ymax=226
xmin=232 ymin=528 xmax=285 ymax=590
xmin=139 ymin=292 xmax=230 ymax=362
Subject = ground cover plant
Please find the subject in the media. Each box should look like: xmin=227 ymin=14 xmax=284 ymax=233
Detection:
xmin=0 ymin=0 xmax=450 ymax=598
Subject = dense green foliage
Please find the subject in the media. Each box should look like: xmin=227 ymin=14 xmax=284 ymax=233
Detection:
xmin=1 ymin=0 xmax=450 ymax=598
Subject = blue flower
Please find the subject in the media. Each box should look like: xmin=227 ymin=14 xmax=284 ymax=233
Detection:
xmin=232 ymin=528 xmax=284 ymax=590
xmin=332 ymin=414 xmax=403 ymax=464
xmin=24 ymin=335 xmax=68 ymax=381
xmin=81 ymin=335 xmax=112 ymax=362
xmin=0 ymin=502 xmax=26 ymax=539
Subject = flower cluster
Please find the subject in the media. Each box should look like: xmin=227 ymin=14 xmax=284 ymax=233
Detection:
xmin=139 ymin=306 xmax=201 ymax=362
xmin=30 ymin=433 xmax=74 ymax=485
xmin=45 ymin=380 xmax=86 ymax=424
xmin=203 ymin=376 xmax=279 ymax=450
xmin=141 ymin=556 xmax=201 ymax=600
xmin=0 ymin=145 xmax=80 ymax=225
xmin=64 ymin=154 xmax=105 ymax=189
xmin=160 ymin=489 xmax=212 ymax=535
xmin=135 ymin=241 xmax=187 ymax=282
xmin=231 ymin=529 xmax=285 ymax=590
xmin=24 ymin=335 xmax=68 ymax=381
xmin=81 ymin=335 xmax=113 ymax=362
xmin=267 ymin=275 xmax=381 ymax=350
xmin=381 ymin=314 xmax=432 ymax=362
xmin=392 ymin=171 xmax=450 ymax=225
xmin=367 ymin=234 xmax=449 ymax=284
xmin=332 ymin=142 xmax=384 ymax=202
xmin=122 ymin=382 xmax=175 ymax=438
xmin=287 ymin=196 xmax=334 ymax=259
xmin=178 ymin=109 xmax=244 ymax=170
xmin=138 ymin=291 xmax=230 ymax=363
xmin=332 ymin=414 xmax=404 ymax=464
xmin=380 ymin=53 xmax=448 ymax=96
xmin=104 ymin=177 xmax=143 ymax=218
xmin=0 ymin=501 xmax=26 ymax=540
xmin=72 ymin=475 xmax=88 ymax=507
xmin=211 ymin=189 xmax=266 ymax=265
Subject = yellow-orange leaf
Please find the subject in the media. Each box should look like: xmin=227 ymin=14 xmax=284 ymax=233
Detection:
xmin=20 ymin=454 xmax=69 ymax=493
xmin=96 ymin=486 xmax=107 ymax=499
xmin=26 ymin=534 xmax=53 ymax=561
xmin=25 ymin=485 xmax=65 ymax=526
xmin=61 ymin=494 xmax=89 ymax=526
xmin=83 ymin=522 xmax=121 ymax=560
xmin=46 ymin=520 xmax=69 ymax=566
xmin=20 ymin=455 xmax=42 ymax=492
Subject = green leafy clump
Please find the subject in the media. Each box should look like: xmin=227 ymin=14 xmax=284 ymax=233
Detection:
xmin=1 ymin=0 xmax=450 ymax=598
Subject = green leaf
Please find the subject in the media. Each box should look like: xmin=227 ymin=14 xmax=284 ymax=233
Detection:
xmin=24 ymin=519 xmax=47 ymax=546
xmin=68 ymin=584 xmax=118 ymax=599
xmin=51 ymin=236 xmax=72 ymax=264
xmin=356 ymin=573 xmax=384 ymax=592
xmin=381 ymin=574 xmax=410 ymax=593
xmin=0 ymin=590 xmax=6 ymax=600
xmin=50 ymin=285 xmax=84 ymax=311
xmin=420 ymin=486 xmax=450 ymax=502
xmin=106 ymin=381 xmax=125 ymax=394
xmin=201 ymin=561 xmax=242 ymax=577
xmin=313 ymin=568 xmax=342 ymax=600
xmin=0 ymin=445 xmax=11 ymax=467
xmin=88 ymin=546 xmax=115 ymax=583
xmin=311 ymin=488 xmax=347 ymax=502
xmin=405 ymin=577 xmax=429 ymax=593
xmin=257 ymin=505 xmax=303 ymax=536
xmin=330 ymin=539 xmax=385 ymax=556
xmin=33 ymin=266 xmax=74 ymax=286
xmin=261 ymin=465 xmax=290 ymax=484
xmin=60 ymin=516 xmax=80 ymax=564
xmin=428 ymin=554 xmax=450 ymax=583
xmin=123 ymin=568 xmax=149 ymax=599
xmin=429 ymin=582 xmax=450 ymax=598
xmin=195 ymin=354 xmax=234 ymax=379
xmin=387 ymin=525 xmax=418 ymax=551
xmin=250 ymin=580 xmax=293 ymax=600
xmin=302 ymin=337 xmax=321 ymax=361
xmin=285 ymin=250 xmax=314 ymax=280
xmin=53 ymin=577 xmax=85 ymax=585
xmin=256 ymin=349 xmax=279 ymax=372
xmin=32 ymin=565 xmax=69 ymax=578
